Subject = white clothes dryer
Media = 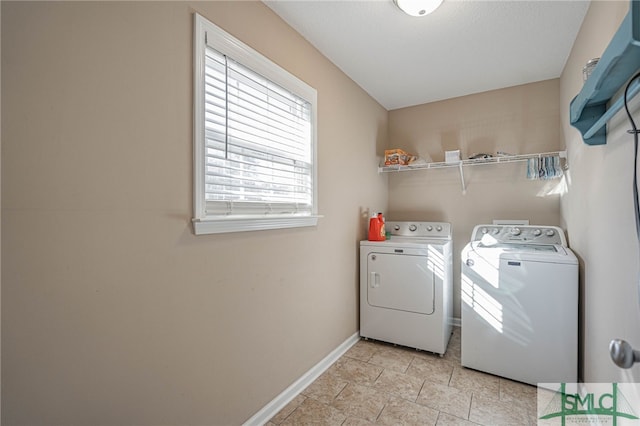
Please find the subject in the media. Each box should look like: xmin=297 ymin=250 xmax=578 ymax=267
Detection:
xmin=360 ymin=221 xmax=453 ymax=355
xmin=461 ymin=224 xmax=578 ymax=385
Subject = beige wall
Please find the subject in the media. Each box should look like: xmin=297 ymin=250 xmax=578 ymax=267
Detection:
xmin=387 ymin=79 xmax=563 ymax=319
xmin=560 ymin=0 xmax=640 ymax=381
xmin=0 ymin=1 xmax=387 ymax=424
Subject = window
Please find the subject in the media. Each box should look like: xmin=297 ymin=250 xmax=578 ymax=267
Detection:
xmin=192 ymin=14 xmax=319 ymax=235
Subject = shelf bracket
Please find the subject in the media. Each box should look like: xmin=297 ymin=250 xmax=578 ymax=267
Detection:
xmin=459 ymin=162 xmax=467 ymax=195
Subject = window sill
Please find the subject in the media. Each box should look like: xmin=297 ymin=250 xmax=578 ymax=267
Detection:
xmin=192 ymin=215 xmax=321 ymax=235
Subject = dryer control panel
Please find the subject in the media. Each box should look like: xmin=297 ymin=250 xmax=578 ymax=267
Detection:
xmin=386 ymin=221 xmax=452 ymax=239
xmin=471 ymin=224 xmax=567 ymax=246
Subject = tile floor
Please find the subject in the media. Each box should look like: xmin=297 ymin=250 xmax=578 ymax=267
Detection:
xmin=267 ymin=327 xmax=539 ymax=425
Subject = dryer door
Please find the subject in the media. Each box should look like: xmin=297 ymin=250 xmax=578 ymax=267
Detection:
xmin=367 ymin=252 xmax=435 ymax=315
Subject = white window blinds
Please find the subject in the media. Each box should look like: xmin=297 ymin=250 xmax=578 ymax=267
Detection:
xmin=203 ymin=46 xmax=313 ymax=216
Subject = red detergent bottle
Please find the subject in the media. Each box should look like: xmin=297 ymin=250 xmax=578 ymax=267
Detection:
xmin=368 ymin=212 xmax=386 ymax=241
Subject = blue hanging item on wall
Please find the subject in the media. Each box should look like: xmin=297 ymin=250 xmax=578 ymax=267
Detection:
xmin=570 ymin=0 xmax=640 ymax=145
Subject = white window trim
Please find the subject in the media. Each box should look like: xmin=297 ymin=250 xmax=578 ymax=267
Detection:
xmin=192 ymin=13 xmax=320 ymax=235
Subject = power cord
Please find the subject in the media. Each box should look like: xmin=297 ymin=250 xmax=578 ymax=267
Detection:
xmin=624 ymin=71 xmax=640 ymax=239
xmin=609 ymin=72 xmax=640 ymax=369
xmin=624 ymin=71 xmax=640 ymax=309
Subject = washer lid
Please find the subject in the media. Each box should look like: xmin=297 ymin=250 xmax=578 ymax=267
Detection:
xmin=465 ymin=241 xmax=577 ymax=265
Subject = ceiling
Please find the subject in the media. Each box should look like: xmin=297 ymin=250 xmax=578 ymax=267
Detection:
xmin=264 ymin=0 xmax=591 ymax=110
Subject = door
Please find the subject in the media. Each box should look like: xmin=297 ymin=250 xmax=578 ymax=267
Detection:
xmin=367 ymin=252 xmax=435 ymax=315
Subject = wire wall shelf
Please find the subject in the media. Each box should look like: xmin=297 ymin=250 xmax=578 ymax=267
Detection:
xmin=378 ymin=151 xmax=568 ymax=173
xmin=378 ymin=150 xmax=568 ymax=194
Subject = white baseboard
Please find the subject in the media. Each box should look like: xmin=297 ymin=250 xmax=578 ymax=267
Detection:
xmin=243 ymin=332 xmax=361 ymax=426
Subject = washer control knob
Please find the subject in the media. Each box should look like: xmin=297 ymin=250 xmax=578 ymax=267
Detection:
xmin=394 ymin=225 xmax=400 ymax=231
xmin=493 ymin=228 xmax=500 ymax=234
xmin=426 ymin=225 xmax=433 ymax=231
xmin=436 ymin=225 xmax=443 ymax=232
xmin=409 ymin=224 xmax=417 ymax=232
xmin=546 ymin=229 xmax=555 ymax=237
xmin=481 ymin=227 xmax=488 ymax=234
xmin=533 ymin=229 xmax=542 ymax=236
xmin=511 ymin=227 xmax=521 ymax=236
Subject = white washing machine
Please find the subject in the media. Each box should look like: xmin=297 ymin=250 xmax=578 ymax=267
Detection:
xmin=360 ymin=221 xmax=453 ymax=355
xmin=461 ymin=224 xmax=578 ymax=385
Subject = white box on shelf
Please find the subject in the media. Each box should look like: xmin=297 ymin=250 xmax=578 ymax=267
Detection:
xmin=445 ymin=150 xmax=460 ymax=163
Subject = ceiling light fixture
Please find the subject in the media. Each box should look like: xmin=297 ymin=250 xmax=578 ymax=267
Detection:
xmin=394 ymin=0 xmax=443 ymax=17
